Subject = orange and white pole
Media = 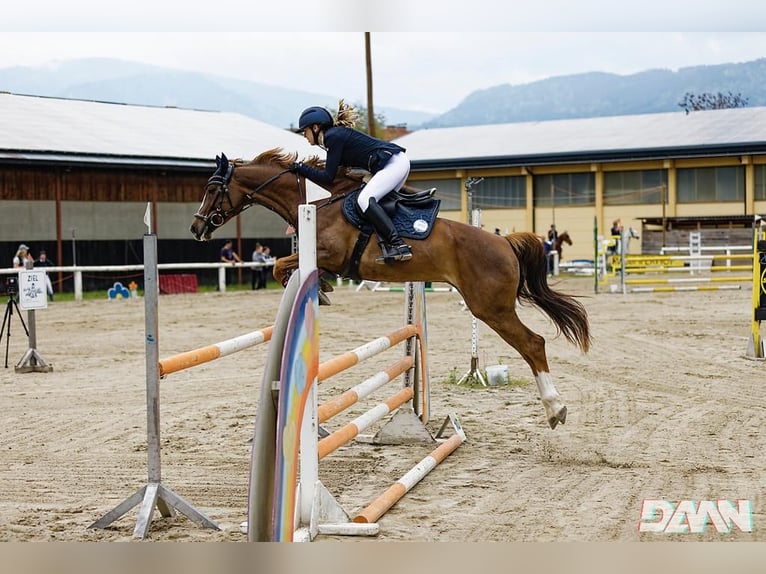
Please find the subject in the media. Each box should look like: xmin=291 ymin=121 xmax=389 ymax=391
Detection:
xmin=158 ymin=326 xmax=273 ymax=377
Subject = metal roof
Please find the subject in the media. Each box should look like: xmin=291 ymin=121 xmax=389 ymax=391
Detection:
xmin=0 ymin=92 xmax=320 ymax=168
xmin=394 ymin=107 xmax=766 ymax=170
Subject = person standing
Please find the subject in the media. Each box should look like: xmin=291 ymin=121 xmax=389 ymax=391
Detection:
xmin=610 ymin=218 xmax=624 ymax=254
xmin=260 ymin=246 xmax=273 ymax=289
xmin=12 ymin=244 xmax=33 ymax=268
xmin=219 ymin=239 xmax=241 ymax=289
xmin=547 ymin=224 xmax=558 ymax=242
xmin=251 ymin=242 xmax=265 ymax=290
xmin=220 ymin=239 xmax=241 ymax=264
xmin=34 ymin=249 xmax=55 ymax=301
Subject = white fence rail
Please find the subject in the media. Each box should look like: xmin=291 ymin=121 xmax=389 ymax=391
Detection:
xmin=0 ymin=261 xmax=272 ymax=301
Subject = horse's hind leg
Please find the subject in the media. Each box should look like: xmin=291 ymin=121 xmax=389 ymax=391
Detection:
xmin=482 ymin=311 xmax=567 ymax=429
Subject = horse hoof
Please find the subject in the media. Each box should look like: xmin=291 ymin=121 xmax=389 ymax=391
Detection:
xmin=548 ymin=406 xmax=567 ymax=429
xmin=318 ymin=291 xmax=332 ymax=306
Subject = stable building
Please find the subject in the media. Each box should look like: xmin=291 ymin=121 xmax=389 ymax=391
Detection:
xmin=0 ymin=92 xmax=317 ymax=289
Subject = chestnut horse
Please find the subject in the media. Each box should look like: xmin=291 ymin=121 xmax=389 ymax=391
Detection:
xmin=190 ymin=149 xmax=591 ymax=429
xmin=554 ymin=231 xmax=572 ymax=260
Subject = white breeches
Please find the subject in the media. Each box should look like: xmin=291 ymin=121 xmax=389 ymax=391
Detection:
xmin=357 ymin=152 xmax=410 ymax=212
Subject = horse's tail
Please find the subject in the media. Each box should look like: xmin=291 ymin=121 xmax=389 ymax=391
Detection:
xmin=506 ymin=232 xmax=592 ymax=353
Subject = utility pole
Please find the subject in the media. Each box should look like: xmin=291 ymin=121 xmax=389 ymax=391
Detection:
xmin=365 ymin=32 xmax=375 ymax=137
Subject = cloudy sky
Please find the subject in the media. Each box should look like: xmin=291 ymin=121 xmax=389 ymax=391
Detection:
xmin=2 ymin=2 xmax=766 ymax=114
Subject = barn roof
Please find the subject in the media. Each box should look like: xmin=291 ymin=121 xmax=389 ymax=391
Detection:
xmin=0 ymin=92 xmax=319 ymax=169
xmin=394 ymin=106 xmax=766 ymax=170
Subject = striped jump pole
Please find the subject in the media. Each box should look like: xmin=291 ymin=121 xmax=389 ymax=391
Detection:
xmin=318 ymin=356 xmax=414 ymax=423
xmin=631 ymin=285 xmax=742 ymax=293
xmin=317 ymin=325 xmax=418 ymax=382
xmin=624 ymin=265 xmax=753 ymax=274
xmin=318 ymin=387 xmax=415 ymax=459
xmin=158 ymin=326 xmax=273 ymax=376
xmin=353 ymin=414 xmax=466 ymax=524
xmin=625 ymin=276 xmax=751 ymax=286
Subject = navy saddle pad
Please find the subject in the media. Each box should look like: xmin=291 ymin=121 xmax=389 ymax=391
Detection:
xmin=341 ymin=189 xmax=441 ymax=240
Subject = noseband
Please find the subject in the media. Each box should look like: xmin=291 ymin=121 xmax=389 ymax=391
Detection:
xmin=193 ymin=162 xmax=293 ymax=233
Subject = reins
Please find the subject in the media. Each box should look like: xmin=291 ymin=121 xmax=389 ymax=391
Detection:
xmin=195 ymin=159 xmax=351 ymax=237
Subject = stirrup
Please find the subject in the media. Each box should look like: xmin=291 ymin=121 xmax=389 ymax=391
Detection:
xmin=375 ymin=242 xmax=412 ymax=264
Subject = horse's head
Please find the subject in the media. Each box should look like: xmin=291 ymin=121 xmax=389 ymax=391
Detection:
xmin=191 ymin=153 xmax=234 ymax=240
xmin=190 ymin=149 xmax=300 ymax=241
xmin=559 ymin=231 xmax=573 ymax=246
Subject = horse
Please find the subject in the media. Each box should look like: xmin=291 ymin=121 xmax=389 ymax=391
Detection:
xmin=553 ymin=231 xmax=572 ymax=260
xmin=190 ymin=149 xmax=591 ymax=429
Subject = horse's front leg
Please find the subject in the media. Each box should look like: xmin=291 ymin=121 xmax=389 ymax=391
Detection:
xmin=273 ymin=254 xmax=298 ymax=287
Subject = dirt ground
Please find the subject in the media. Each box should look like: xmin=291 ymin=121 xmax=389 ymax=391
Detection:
xmin=0 ymin=275 xmax=764 ymax=542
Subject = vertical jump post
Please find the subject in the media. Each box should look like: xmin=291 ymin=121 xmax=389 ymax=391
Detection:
xmin=89 ymin=203 xmax=219 ymax=538
xmin=747 ymin=216 xmax=766 ymax=359
xmin=458 ymin=176 xmax=487 ymax=386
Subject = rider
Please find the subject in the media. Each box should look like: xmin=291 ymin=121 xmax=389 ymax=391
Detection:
xmin=289 ymin=101 xmax=413 ymax=264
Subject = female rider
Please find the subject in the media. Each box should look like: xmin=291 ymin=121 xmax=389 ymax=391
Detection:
xmin=290 ymin=101 xmax=412 ymax=264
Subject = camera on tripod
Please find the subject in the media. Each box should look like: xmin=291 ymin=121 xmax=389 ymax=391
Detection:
xmin=5 ymin=276 xmax=18 ymax=296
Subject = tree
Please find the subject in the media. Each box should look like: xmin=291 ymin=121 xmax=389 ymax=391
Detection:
xmin=678 ymin=91 xmax=749 ymax=114
xmin=354 ymin=105 xmax=388 ymax=137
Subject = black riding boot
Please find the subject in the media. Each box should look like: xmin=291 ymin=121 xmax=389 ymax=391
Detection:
xmin=363 ymin=198 xmax=413 ymax=264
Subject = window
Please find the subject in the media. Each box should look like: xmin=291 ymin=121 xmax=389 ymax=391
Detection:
xmin=604 ymin=169 xmax=667 ymax=205
xmin=410 ymin=178 xmax=461 ymax=210
xmin=533 ymin=173 xmax=595 ymax=206
xmin=473 ymin=176 xmax=526 ymax=209
xmin=677 ymin=166 xmax=744 ymax=203
xmin=754 ymin=165 xmax=766 ymax=201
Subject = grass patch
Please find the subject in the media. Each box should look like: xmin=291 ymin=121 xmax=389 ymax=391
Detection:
xmin=441 ymin=366 xmax=529 ymax=389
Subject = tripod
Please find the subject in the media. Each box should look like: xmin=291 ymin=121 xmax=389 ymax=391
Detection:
xmin=1 ymin=294 xmax=29 ymax=369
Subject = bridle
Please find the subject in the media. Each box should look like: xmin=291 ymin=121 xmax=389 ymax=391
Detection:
xmin=193 ymin=162 xmax=294 ymax=234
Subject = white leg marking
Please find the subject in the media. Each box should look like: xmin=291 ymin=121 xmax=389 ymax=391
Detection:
xmin=535 ymin=371 xmax=567 ymax=428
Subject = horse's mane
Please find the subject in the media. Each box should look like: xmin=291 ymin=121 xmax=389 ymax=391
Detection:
xmin=233 ymin=147 xmax=325 ymax=170
xmin=242 ymin=147 xmax=356 ymax=187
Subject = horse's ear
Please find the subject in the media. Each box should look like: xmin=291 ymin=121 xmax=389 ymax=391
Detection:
xmin=220 ymin=152 xmax=228 ymax=165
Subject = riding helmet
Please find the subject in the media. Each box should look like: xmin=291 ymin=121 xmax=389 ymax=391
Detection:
xmin=298 ymin=106 xmax=334 ymax=130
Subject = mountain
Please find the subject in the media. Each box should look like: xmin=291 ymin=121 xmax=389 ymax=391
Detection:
xmin=0 ymin=58 xmax=436 ymax=129
xmin=2 ymin=57 xmax=766 ymax=131
xmin=425 ymin=58 xmax=766 ymax=128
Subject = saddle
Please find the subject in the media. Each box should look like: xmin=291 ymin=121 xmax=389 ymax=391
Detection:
xmin=341 ymin=187 xmax=440 ymax=240
xmin=339 ymin=187 xmax=441 ymax=281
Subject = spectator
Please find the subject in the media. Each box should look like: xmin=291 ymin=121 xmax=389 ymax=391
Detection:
xmin=251 ymin=242 xmax=265 ymax=290
xmin=34 ymin=249 xmax=55 ymax=301
xmin=219 ymin=239 xmax=241 ymax=289
xmin=259 ymin=246 xmax=274 ymax=289
xmin=220 ymin=239 xmax=241 ymax=264
xmin=12 ymin=243 xmax=33 ymax=268
xmin=610 ymin=218 xmax=624 ymax=254
xmin=545 ymin=225 xmax=558 ymax=276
